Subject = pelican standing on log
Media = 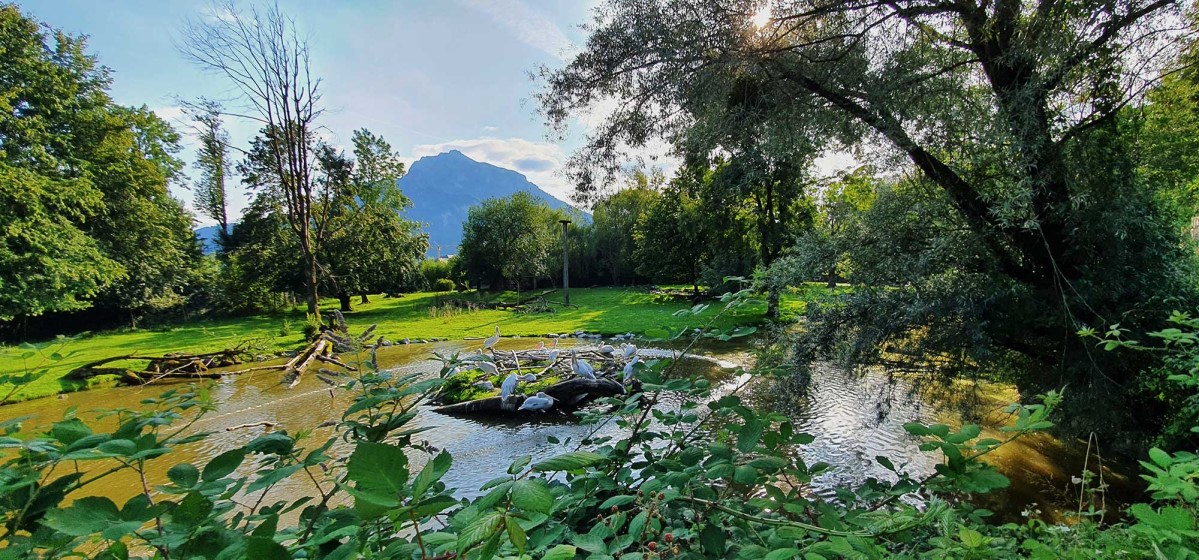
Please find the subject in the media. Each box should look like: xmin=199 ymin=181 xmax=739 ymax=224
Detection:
xmin=623 ymin=357 xmax=641 ymax=383
xmin=572 ymin=349 xmax=595 ymax=380
xmin=622 ymin=343 xmax=637 ymax=358
xmin=547 ymin=338 xmax=559 ymax=363
xmin=484 ymin=325 xmax=501 ymax=353
xmin=476 ymin=360 xmax=498 ymax=376
xmin=500 ymin=373 xmax=519 ymax=403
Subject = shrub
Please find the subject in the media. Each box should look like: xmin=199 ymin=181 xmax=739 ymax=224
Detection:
xmin=420 ymin=258 xmax=455 ymax=288
xmin=301 ymin=313 xmax=320 ymax=340
xmin=433 ymin=277 xmax=455 ymax=292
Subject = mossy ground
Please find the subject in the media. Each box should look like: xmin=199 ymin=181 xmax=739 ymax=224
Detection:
xmin=0 ymin=285 xmax=840 ymax=404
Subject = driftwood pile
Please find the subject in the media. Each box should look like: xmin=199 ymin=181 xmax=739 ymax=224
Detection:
xmin=67 ymin=317 xmax=370 ymax=388
xmin=432 ymin=346 xmax=639 ymax=417
xmin=68 ymin=348 xmax=253 ymax=384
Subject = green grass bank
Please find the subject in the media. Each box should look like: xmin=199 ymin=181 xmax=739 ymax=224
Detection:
xmin=0 ymin=285 xmax=835 ymax=404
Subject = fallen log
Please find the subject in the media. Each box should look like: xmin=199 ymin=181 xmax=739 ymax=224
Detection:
xmin=432 ymin=377 xmax=627 ymax=416
xmin=284 ymin=337 xmax=330 ymax=389
xmin=67 ymin=348 xmax=252 ymax=380
xmin=316 ymin=353 xmax=359 ymax=372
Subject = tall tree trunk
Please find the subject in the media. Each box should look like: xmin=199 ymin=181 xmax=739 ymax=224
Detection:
xmin=339 ymin=293 xmax=352 ymax=312
xmin=360 ymin=294 xmax=370 ymax=304
xmin=304 ymin=255 xmax=321 ymax=321
xmin=827 ymin=262 xmax=837 ymax=289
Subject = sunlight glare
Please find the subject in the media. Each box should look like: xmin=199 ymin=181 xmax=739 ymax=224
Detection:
xmin=751 ymin=5 xmax=772 ymax=29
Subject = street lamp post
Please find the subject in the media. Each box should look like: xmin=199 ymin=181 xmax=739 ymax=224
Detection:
xmin=559 ymin=219 xmax=572 ymax=305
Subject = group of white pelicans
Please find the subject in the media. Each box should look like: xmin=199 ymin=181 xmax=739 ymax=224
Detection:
xmin=450 ymin=326 xmax=643 ymax=413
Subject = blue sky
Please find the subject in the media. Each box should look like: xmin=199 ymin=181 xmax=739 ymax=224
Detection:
xmin=19 ymin=0 xmax=603 ymax=223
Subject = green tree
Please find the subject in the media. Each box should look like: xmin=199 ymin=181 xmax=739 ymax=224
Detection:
xmin=220 ymin=192 xmax=303 ymax=314
xmin=83 ymin=106 xmax=200 ymax=326
xmin=540 ymin=0 xmax=1197 ymax=428
xmin=0 ymin=5 xmax=198 ymax=326
xmin=803 ymin=167 xmax=879 ymax=287
xmin=0 ymin=164 xmax=120 ymax=322
xmin=593 ymin=170 xmax=661 ymax=284
xmin=459 ymin=192 xmax=559 ymax=291
xmin=320 ymin=130 xmax=427 ymax=311
xmin=185 ymin=99 xmax=232 ymax=251
xmin=633 ymin=180 xmax=708 ymax=296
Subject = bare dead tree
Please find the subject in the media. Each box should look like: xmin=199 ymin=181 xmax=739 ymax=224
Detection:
xmin=179 ymin=0 xmax=329 ymax=320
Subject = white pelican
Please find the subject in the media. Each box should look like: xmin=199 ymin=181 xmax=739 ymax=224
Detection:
xmin=572 ymin=350 xmax=595 ymax=380
xmin=518 ymin=392 xmax=554 ymax=412
xmin=521 ymin=373 xmax=537 ymax=383
xmin=621 ymin=343 xmax=637 ymax=358
xmin=472 ymin=380 xmax=495 ymax=390
xmin=476 ymin=361 xmax=498 ymax=376
xmin=500 ymin=373 xmax=519 ymax=402
xmin=484 ymin=325 xmax=501 ymax=352
xmin=623 ymin=357 xmax=641 ymax=383
xmin=447 ymin=366 xmax=461 ymax=377
xmin=598 ymin=343 xmax=615 ymax=355
xmin=536 ymin=341 xmax=546 ymax=351
xmin=547 ymin=338 xmax=559 ymax=363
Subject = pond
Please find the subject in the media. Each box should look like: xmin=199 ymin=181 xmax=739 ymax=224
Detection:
xmin=0 ymin=337 xmax=1136 ymax=523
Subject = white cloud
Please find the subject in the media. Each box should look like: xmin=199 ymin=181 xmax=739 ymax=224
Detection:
xmin=407 ymin=137 xmax=577 ymax=203
xmin=459 ymin=0 xmax=580 ymax=61
xmin=482 ymin=125 xmax=498 ymax=132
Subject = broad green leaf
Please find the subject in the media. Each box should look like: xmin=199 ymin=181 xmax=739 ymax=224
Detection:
xmin=1148 ymin=448 xmax=1171 ymax=467
xmin=599 ymin=495 xmax=637 ymax=509
xmin=346 ymin=442 xmax=409 ymax=499
xmin=958 ymin=527 xmax=985 ymax=548
xmin=733 ymin=465 xmax=757 ymax=485
xmin=511 ymin=479 xmax=554 ymax=514
xmin=171 ymin=491 xmax=213 ymax=528
xmin=246 ymin=536 xmax=290 ymax=560
xmin=167 ymin=463 xmax=200 ymax=488
xmin=747 ymin=456 xmax=788 ymax=471
xmin=202 ymin=449 xmax=246 ymax=481
xmin=700 ymin=523 xmax=727 ymax=555
xmin=542 ymin=544 xmax=578 ymax=560
xmin=51 ymin=418 xmax=91 ymax=446
xmin=97 ymin=439 xmax=136 ymax=456
xmin=508 ymin=455 xmax=532 ymax=474
xmin=458 ymin=510 xmax=503 ymax=553
xmin=738 ymin=419 xmax=763 ymax=453
xmin=765 ymin=548 xmax=801 ymax=560
xmin=412 ymin=450 xmax=452 ymax=498
xmin=572 ymin=532 xmax=608 ymax=554
xmin=43 ymin=497 xmax=119 ymax=536
xmin=506 ymin=515 xmax=527 ymax=553
xmin=628 ymin=510 xmax=648 ymax=539
xmin=531 ymin=451 xmax=607 ymax=472
xmin=245 ymin=433 xmax=295 ymax=456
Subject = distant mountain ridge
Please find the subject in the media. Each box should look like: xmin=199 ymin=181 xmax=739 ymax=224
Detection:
xmin=193 ymin=150 xmax=584 ymax=257
xmin=397 ymin=150 xmax=585 ymax=257
xmin=195 ymin=224 xmax=229 ymax=254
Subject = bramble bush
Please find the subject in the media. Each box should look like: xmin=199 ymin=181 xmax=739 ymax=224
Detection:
xmin=1 ymin=299 xmax=1197 ymax=558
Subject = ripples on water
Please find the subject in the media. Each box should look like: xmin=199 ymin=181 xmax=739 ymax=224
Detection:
xmin=1 ymin=338 xmax=1112 ymax=521
xmin=744 ymin=363 xmax=940 ymax=500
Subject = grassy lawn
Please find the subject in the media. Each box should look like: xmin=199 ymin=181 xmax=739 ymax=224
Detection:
xmin=0 ymin=285 xmax=836 ymax=404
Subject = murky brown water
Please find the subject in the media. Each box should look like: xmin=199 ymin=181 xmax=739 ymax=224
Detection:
xmin=1 ymin=338 xmax=1133 ymax=523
